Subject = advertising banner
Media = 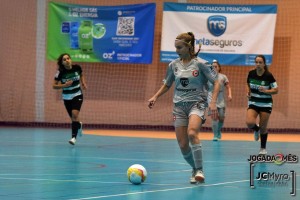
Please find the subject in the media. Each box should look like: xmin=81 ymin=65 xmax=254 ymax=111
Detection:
xmin=161 ymin=3 xmax=277 ymax=65
xmin=47 ymin=2 xmax=156 ymax=64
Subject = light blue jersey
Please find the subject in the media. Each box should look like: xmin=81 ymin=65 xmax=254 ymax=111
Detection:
xmin=163 ymin=57 xmax=218 ymax=104
xmin=207 ymin=73 xmax=229 ymax=108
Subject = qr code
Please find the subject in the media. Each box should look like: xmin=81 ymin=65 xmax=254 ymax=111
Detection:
xmin=116 ymin=17 xmax=135 ymax=36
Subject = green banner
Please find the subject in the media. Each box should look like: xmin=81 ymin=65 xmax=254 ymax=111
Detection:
xmin=47 ymin=2 xmax=156 ymax=63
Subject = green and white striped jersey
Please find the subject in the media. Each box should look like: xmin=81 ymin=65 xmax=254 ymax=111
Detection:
xmin=54 ymin=64 xmax=82 ymax=100
xmin=247 ymin=69 xmax=277 ymax=108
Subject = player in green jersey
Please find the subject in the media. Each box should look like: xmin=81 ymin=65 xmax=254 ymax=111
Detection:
xmin=246 ymin=55 xmax=278 ymax=155
xmin=53 ymin=53 xmax=87 ymax=145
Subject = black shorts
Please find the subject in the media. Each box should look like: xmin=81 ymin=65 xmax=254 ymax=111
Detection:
xmin=64 ymin=95 xmax=83 ymax=118
xmin=248 ymin=104 xmax=272 ymax=114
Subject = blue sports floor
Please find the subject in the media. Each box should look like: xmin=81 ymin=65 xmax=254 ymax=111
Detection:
xmin=0 ymin=127 xmax=299 ymax=200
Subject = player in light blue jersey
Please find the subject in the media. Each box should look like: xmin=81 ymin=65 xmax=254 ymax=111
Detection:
xmin=148 ymin=32 xmax=220 ymax=184
xmin=246 ymin=55 xmax=278 ymax=155
xmin=208 ymin=60 xmax=232 ymax=141
xmin=53 ymin=53 xmax=87 ymax=145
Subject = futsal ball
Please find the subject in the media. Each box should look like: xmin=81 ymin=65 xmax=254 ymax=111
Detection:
xmin=127 ymin=164 xmax=147 ymax=185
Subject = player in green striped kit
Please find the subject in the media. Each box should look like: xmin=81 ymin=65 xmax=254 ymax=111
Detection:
xmin=246 ymin=55 xmax=278 ymax=155
xmin=148 ymin=32 xmax=220 ymax=184
xmin=53 ymin=53 xmax=87 ymax=145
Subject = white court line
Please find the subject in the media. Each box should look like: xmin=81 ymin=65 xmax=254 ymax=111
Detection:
xmin=68 ymin=174 xmax=300 ymax=200
xmin=3 ymin=153 xmax=299 ymax=166
xmin=4 ymin=153 xmax=299 ymax=166
xmin=0 ymin=154 xmax=247 ymax=165
xmin=68 ymin=179 xmax=250 ymax=200
xmin=1 ymin=165 xmax=299 ymax=198
xmin=1 ymin=170 xmax=299 ymax=177
xmin=0 ymin=176 xmax=195 ymax=186
xmin=0 ymin=177 xmax=144 ymax=185
xmin=0 ymin=176 xmax=251 ymax=199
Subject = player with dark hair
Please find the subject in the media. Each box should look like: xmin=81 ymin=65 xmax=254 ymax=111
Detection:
xmin=208 ymin=60 xmax=232 ymax=141
xmin=148 ymin=32 xmax=220 ymax=184
xmin=246 ymin=55 xmax=278 ymax=155
xmin=53 ymin=53 xmax=87 ymax=145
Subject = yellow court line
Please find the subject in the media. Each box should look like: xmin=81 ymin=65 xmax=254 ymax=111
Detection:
xmin=83 ymin=130 xmax=300 ymax=142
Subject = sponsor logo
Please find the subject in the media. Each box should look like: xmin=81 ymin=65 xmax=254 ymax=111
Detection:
xmin=192 ymin=70 xmax=199 ymax=77
xmin=207 ymin=15 xmax=227 ymax=37
xmin=103 ymin=51 xmax=115 ymax=60
xmin=180 ymin=78 xmax=189 ymax=87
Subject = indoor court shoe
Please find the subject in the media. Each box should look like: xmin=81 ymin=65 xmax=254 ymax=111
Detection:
xmin=259 ymin=148 xmax=267 ymax=155
xmin=78 ymin=122 xmax=83 ymax=137
xmin=190 ymin=169 xmax=197 ymax=184
xmin=69 ymin=137 xmax=76 ymax=145
xmin=194 ymin=169 xmax=205 ymax=183
xmin=212 ymin=137 xmax=219 ymax=141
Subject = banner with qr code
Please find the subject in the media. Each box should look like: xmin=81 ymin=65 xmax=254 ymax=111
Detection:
xmin=47 ymin=2 xmax=156 ymax=64
xmin=161 ymin=3 xmax=277 ymax=66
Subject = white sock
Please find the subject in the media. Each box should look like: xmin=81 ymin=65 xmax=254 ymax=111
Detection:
xmin=183 ymin=148 xmax=195 ymax=169
xmin=191 ymin=143 xmax=203 ymax=170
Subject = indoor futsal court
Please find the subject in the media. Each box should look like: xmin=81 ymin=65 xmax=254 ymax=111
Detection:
xmin=0 ymin=127 xmax=299 ymax=199
xmin=1 ymin=0 xmax=300 ymax=200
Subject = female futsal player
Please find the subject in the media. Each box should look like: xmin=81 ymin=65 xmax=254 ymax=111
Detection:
xmin=148 ymin=32 xmax=220 ymax=184
xmin=246 ymin=55 xmax=278 ymax=155
xmin=208 ymin=60 xmax=232 ymax=141
xmin=53 ymin=53 xmax=87 ymax=145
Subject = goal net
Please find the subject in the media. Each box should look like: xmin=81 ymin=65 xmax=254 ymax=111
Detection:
xmin=0 ymin=0 xmax=300 ymax=133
